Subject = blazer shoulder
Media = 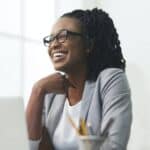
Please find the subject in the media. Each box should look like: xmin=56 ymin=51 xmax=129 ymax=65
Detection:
xmin=99 ymin=68 xmax=124 ymax=79
xmin=97 ymin=68 xmax=130 ymax=93
xmin=97 ymin=68 xmax=125 ymax=83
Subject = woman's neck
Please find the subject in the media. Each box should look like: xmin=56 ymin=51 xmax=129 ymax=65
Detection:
xmin=66 ymin=67 xmax=87 ymax=106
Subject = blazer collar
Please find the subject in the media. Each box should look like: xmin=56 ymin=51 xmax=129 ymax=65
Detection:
xmin=80 ymin=80 xmax=96 ymax=121
xmin=46 ymin=94 xmax=66 ymax=136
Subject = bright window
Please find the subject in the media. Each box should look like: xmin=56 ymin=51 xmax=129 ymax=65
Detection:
xmin=0 ymin=0 xmax=55 ymax=106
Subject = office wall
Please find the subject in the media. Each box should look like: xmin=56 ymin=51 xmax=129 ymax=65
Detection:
xmin=54 ymin=0 xmax=98 ymax=18
xmin=0 ymin=0 xmax=22 ymax=96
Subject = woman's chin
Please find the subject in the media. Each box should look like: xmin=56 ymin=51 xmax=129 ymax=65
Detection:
xmin=54 ymin=65 xmax=67 ymax=72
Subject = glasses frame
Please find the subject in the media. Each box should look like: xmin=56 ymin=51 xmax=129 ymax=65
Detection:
xmin=43 ymin=29 xmax=84 ymax=47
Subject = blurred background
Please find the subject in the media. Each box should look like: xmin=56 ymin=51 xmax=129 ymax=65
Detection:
xmin=0 ymin=0 xmax=150 ymax=149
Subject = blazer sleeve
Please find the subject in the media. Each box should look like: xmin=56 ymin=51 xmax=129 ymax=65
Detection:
xmin=99 ymin=68 xmax=132 ymax=150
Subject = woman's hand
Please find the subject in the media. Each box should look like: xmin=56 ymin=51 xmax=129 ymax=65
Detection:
xmin=26 ymin=72 xmax=69 ymax=141
xmin=33 ymin=72 xmax=68 ymax=95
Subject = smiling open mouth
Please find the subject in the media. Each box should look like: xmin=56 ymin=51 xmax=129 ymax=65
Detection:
xmin=52 ymin=51 xmax=68 ymax=62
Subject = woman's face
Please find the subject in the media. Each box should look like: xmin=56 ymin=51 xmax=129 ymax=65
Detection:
xmin=48 ymin=17 xmax=88 ymax=73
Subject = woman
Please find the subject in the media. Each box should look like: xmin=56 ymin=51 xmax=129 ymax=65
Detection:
xmin=26 ymin=8 xmax=132 ymax=150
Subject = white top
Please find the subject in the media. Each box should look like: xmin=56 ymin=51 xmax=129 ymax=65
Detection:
xmin=52 ymin=99 xmax=82 ymax=150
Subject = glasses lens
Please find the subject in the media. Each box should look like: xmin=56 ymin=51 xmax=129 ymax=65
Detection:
xmin=43 ymin=30 xmax=67 ymax=47
xmin=43 ymin=35 xmax=52 ymax=47
xmin=57 ymin=30 xmax=67 ymax=43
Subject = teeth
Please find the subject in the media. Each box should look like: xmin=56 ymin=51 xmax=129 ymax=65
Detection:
xmin=53 ymin=53 xmax=65 ymax=57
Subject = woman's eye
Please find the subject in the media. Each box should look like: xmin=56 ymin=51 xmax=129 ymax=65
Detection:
xmin=58 ymin=34 xmax=66 ymax=39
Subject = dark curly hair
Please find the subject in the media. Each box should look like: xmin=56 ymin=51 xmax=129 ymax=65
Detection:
xmin=61 ymin=8 xmax=126 ymax=81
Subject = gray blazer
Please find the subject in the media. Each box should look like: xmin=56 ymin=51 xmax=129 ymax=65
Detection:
xmin=43 ymin=68 xmax=132 ymax=150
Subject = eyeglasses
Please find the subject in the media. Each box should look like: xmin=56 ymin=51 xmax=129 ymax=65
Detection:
xmin=43 ymin=29 xmax=84 ymax=47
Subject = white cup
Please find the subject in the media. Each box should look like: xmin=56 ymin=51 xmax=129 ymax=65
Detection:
xmin=78 ymin=135 xmax=104 ymax=150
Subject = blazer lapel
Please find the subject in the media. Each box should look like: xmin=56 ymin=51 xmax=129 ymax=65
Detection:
xmin=81 ymin=80 xmax=102 ymax=136
xmin=46 ymin=94 xmax=66 ymax=137
xmin=80 ymin=80 xmax=96 ymax=121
